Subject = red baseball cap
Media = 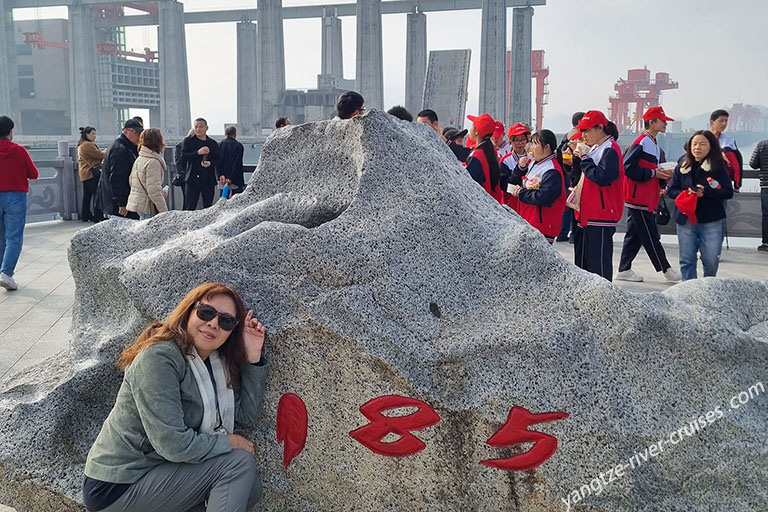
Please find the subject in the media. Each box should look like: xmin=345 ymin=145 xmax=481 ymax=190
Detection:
xmin=575 ymin=110 xmax=609 ymax=132
xmin=643 ymin=106 xmax=674 ymax=122
xmin=674 ymin=190 xmax=698 ymax=225
xmin=492 ymin=121 xmax=505 ymax=138
xmin=467 ymin=114 xmax=495 ymax=138
xmin=507 ymin=122 xmax=531 ymax=138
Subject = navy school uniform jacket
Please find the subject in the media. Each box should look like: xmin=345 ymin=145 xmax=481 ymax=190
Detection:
xmin=513 ymin=154 xmax=566 ymax=239
xmin=499 ymin=151 xmax=527 ymax=212
xmin=623 ymin=132 xmax=665 ymax=212
xmin=667 ymin=158 xmax=733 ymax=225
xmin=575 ymin=138 xmax=625 ymax=227
xmin=466 ymin=148 xmax=504 ymax=204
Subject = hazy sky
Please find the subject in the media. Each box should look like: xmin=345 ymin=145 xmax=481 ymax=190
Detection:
xmin=13 ymin=0 xmax=768 ymax=133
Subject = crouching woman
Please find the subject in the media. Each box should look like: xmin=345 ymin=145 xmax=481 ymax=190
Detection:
xmin=83 ymin=283 xmax=268 ymax=512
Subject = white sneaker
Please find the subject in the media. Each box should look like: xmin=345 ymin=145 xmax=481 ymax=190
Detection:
xmin=663 ymin=268 xmax=682 ymax=282
xmin=0 ymin=273 xmax=18 ymax=291
xmin=615 ymin=269 xmax=644 ymax=282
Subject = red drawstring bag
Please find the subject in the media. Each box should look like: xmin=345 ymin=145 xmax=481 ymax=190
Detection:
xmin=674 ymin=190 xmax=698 ymax=225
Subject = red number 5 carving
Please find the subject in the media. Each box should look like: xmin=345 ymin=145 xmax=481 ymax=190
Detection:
xmin=481 ymin=406 xmax=569 ymax=471
xmin=349 ymin=395 xmax=441 ymax=457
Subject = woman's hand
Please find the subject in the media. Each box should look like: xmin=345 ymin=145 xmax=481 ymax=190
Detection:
xmin=243 ymin=310 xmax=265 ymax=364
xmin=691 ymin=185 xmax=705 ymax=198
xmin=508 ymin=185 xmax=521 ymax=197
xmin=518 ymin=156 xmax=530 ymax=168
xmin=228 ymin=434 xmax=254 ymax=455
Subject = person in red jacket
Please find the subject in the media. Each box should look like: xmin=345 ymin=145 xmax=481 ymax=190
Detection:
xmin=506 ymin=129 xmax=566 ymax=243
xmin=499 ymin=122 xmax=532 ymax=212
xmin=616 ymin=106 xmax=681 ymax=283
xmin=571 ymin=110 xmax=624 ymax=281
xmin=0 ymin=116 xmax=39 ymax=291
xmin=466 ymin=114 xmax=503 ymax=204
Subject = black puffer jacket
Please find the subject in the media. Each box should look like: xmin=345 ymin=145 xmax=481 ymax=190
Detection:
xmin=750 ymin=139 xmax=768 ymax=189
xmin=97 ymin=135 xmax=138 ymax=216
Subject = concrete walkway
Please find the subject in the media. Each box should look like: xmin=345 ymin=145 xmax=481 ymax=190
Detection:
xmin=0 ymin=220 xmax=766 ymax=511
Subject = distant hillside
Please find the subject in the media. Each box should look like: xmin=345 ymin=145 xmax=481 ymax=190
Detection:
xmin=681 ymin=105 xmax=768 ymax=131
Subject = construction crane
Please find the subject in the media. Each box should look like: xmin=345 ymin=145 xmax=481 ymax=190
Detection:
xmin=727 ymin=103 xmax=766 ymax=132
xmin=531 ymin=50 xmax=549 ymax=131
xmin=608 ymin=67 xmax=678 ymax=134
xmin=23 ymin=3 xmax=158 ymax=61
xmin=504 ymin=49 xmax=550 ymax=129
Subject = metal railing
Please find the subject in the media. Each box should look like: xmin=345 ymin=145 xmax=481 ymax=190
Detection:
xmin=24 ymin=145 xmax=765 ymax=239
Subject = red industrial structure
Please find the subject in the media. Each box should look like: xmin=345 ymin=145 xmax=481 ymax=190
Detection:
xmin=727 ymin=103 xmax=766 ymax=132
xmin=23 ymin=3 xmax=158 ymax=61
xmin=505 ymin=49 xmax=549 ymax=130
xmin=609 ymin=67 xmax=678 ymax=134
xmin=531 ymin=50 xmax=549 ymax=131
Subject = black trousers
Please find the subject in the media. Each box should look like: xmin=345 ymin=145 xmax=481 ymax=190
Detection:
xmin=81 ymin=176 xmax=103 ymax=221
xmin=183 ymin=181 xmax=215 ymax=210
xmin=762 ymin=188 xmax=768 ymax=244
xmin=575 ymin=225 xmax=616 ymax=281
xmin=618 ymin=208 xmax=671 ymax=273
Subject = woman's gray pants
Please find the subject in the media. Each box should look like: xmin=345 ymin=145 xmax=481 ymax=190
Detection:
xmin=100 ymin=450 xmax=262 ymax=512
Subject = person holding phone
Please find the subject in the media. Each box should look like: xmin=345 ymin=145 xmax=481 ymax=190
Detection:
xmin=83 ymin=283 xmax=268 ymax=512
xmin=667 ymin=131 xmax=733 ymax=280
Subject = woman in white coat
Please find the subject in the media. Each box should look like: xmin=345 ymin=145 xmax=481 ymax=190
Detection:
xmin=127 ymin=128 xmax=169 ymax=220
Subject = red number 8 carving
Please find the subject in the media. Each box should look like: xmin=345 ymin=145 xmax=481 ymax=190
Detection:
xmin=349 ymin=395 xmax=441 ymax=457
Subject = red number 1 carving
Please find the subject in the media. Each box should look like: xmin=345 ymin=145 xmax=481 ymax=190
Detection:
xmin=349 ymin=395 xmax=441 ymax=457
xmin=481 ymin=406 xmax=569 ymax=471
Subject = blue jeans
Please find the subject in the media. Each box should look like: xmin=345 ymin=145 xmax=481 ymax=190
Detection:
xmin=0 ymin=191 xmax=28 ymax=276
xmin=676 ymin=220 xmax=724 ymax=281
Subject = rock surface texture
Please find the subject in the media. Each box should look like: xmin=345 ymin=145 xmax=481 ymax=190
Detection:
xmin=0 ymin=111 xmax=766 ymax=512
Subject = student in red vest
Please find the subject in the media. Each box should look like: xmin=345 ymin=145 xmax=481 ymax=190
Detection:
xmin=571 ymin=110 xmax=625 ymax=281
xmin=466 ymin=114 xmax=503 ymax=204
xmin=506 ymin=129 xmax=566 ymax=243
xmin=615 ymin=106 xmax=681 ymax=283
xmin=499 ymin=123 xmax=532 ymax=212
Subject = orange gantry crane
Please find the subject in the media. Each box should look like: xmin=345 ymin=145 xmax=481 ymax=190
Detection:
xmin=609 ymin=67 xmax=678 ymax=134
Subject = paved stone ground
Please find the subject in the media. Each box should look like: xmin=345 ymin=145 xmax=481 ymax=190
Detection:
xmin=0 ymin=220 xmax=766 ymax=511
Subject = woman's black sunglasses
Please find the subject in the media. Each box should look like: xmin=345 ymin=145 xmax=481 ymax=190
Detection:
xmin=194 ymin=302 xmax=239 ymax=331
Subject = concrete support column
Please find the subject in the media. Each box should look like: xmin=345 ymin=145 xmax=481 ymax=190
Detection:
xmin=321 ymin=10 xmax=343 ymax=81
xmin=257 ymin=0 xmax=286 ymax=129
xmin=157 ymin=0 xmax=191 ymax=137
xmin=68 ymin=1 xmax=102 ymax=134
xmin=405 ymin=10 xmax=426 ymax=115
xmin=478 ymin=0 xmax=506 ymax=121
xmin=0 ymin=0 xmax=20 ymax=128
xmin=508 ymin=7 xmax=533 ymax=125
xmin=237 ymin=21 xmax=260 ymax=136
xmin=355 ymin=0 xmax=383 ymax=110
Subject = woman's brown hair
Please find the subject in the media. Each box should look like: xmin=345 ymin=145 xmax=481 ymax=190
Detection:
xmin=118 ymin=283 xmax=248 ymax=388
xmin=138 ymin=127 xmax=165 ymax=154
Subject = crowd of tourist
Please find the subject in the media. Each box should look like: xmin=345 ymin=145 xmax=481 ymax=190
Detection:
xmin=0 ymin=93 xmax=766 ymax=512
xmin=382 ymin=100 xmax=754 ymax=283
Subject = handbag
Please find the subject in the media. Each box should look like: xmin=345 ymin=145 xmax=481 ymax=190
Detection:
xmin=655 ymin=197 xmax=671 ymax=225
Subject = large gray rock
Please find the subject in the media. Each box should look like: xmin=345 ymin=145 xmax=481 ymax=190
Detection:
xmin=0 ymin=111 xmax=766 ymax=511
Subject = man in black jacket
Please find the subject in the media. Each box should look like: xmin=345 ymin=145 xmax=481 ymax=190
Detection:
xmin=181 ymin=118 xmax=218 ymax=210
xmin=750 ymin=139 xmax=768 ymax=252
xmin=217 ymin=125 xmax=245 ymax=196
xmin=97 ymin=119 xmax=142 ymax=219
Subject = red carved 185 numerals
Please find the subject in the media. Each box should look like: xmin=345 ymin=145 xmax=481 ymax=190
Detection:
xmin=276 ymin=393 xmax=568 ymax=473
